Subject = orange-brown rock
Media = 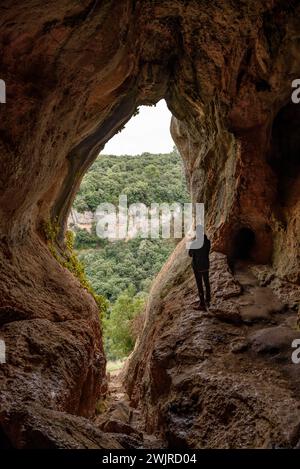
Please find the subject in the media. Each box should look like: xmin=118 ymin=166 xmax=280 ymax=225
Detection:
xmin=125 ymin=249 xmax=300 ymax=448
xmin=0 ymin=0 xmax=299 ymax=448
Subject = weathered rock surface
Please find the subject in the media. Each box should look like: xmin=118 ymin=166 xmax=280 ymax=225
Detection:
xmin=125 ymin=250 xmax=300 ymax=448
xmin=0 ymin=233 xmax=109 ymax=446
xmin=0 ymin=0 xmax=299 ymax=448
xmin=0 ymin=403 xmax=123 ymax=449
xmin=95 ymin=372 xmax=166 ymax=449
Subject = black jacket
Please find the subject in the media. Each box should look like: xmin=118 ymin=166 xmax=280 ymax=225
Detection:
xmin=188 ymin=234 xmax=211 ymax=271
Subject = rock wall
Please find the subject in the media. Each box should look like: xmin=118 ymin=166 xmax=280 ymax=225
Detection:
xmin=0 ymin=0 xmax=299 ymax=448
xmin=125 ymin=244 xmax=300 ymax=447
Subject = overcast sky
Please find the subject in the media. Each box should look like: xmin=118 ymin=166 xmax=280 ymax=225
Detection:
xmin=102 ymin=99 xmax=174 ymax=155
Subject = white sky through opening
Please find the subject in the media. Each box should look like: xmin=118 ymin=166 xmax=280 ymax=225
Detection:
xmin=102 ymin=99 xmax=174 ymax=155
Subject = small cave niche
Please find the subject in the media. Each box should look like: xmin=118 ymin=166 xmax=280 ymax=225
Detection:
xmin=230 ymin=227 xmax=256 ymax=263
xmin=268 ymin=102 xmax=300 ymax=205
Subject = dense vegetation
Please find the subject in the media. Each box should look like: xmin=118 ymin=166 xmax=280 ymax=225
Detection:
xmin=77 ymin=237 xmax=175 ymax=302
xmin=74 ymin=149 xmax=189 ymax=211
xmin=72 ymin=149 xmax=189 ymax=360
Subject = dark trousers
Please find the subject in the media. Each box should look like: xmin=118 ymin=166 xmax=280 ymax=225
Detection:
xmin=192 ymin=266 xmax=211 ymax=305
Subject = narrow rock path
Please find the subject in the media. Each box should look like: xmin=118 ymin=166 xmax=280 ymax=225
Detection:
xmin=95 ymin=368 xmax=166 ymax=448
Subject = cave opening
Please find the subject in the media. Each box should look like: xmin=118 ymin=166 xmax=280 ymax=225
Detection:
xmin=231 ymin=227 xmax=256 ymax=262
xmin=69 ymin=99 xmax=190 ymax=372
xmin=2 ymin=0 xmax=300 ymax=450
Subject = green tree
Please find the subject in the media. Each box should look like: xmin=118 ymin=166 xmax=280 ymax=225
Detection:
xmin=104 ymin=287 xmax=146 ymax=360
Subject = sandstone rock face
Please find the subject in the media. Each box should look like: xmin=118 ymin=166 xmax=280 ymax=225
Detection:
xmin=0 ymin=0 xmax=299 ymax=448
xmin=125 ymin=249 xmax=300 ymax=448
xmin=0 ymin=235 xmax=108 ymax=446
xmin=1 ymin=404 xmax=123 ymax=449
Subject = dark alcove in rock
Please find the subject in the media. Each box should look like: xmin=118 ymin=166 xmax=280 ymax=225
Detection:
xmin=231 ymin=227 xmax=256 ymax=262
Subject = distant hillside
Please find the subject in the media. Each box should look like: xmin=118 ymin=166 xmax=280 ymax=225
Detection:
xmin=72 ymin=149 xmax=190 ymax=359
xmin=73 ymin=148 xmax=189 ymax=213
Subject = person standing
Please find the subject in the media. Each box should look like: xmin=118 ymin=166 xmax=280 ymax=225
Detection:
xmin=188 ymin=225 xmax=211 ymax=310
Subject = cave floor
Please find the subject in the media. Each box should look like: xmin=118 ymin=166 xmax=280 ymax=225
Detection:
xmin=95 ymin=367 xmax=166 ymax=448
